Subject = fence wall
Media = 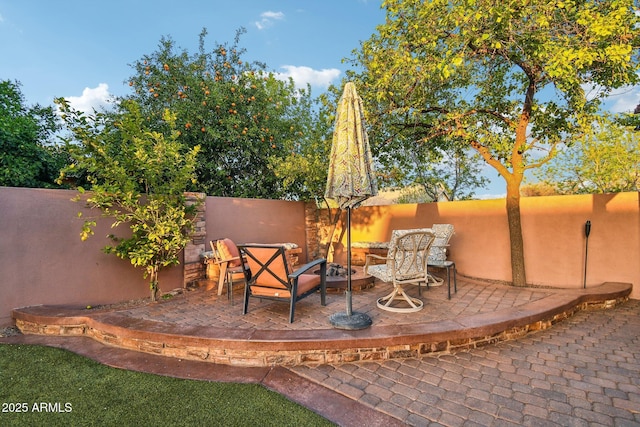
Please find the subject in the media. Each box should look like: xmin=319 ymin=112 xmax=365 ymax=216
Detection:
xmin=0 ymin=187 xmax=182 ymax=326
xmin=323 ymin=192 xmax=639 ymax=299
xmin=204 ymin=196 xmax=308 ymax=260
xmin=1 ymin=187 xmax=637 ymax=326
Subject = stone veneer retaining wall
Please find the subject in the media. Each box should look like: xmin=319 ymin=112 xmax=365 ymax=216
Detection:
xmin=13 ymin=297 xmax=627 ymax=367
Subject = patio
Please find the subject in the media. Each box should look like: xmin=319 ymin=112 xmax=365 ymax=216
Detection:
xmin=12 ymin=275 xmax=631 ymax=367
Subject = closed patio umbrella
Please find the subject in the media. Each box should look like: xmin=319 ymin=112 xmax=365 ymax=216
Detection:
xmin=325 ymin=82 xmax=378 ymax=330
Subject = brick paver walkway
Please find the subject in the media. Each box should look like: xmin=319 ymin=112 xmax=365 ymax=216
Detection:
xmin=116 ymin=277 xmax=553 ymax=330
xmin=291 ymin=299 xmax=640 ymax=426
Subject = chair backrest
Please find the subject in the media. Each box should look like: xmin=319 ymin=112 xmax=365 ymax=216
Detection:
xmin=429 ymin=224 xmax=454 ymax=262
xmin=240 ymin=245 xmax=291 ymax=290
xmin=387 ymin=229 xmax=435 ymax=281
xmin=215 ymin=238 xmax=242 ymax=267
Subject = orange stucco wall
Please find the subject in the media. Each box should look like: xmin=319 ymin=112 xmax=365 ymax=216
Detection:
xmin=328 ymin=192 xmax=639 ymax=298
xmin=1 ymin=187 xmax=637 ymax=326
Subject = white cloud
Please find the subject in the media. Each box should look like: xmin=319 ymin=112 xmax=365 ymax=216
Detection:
xmin=275 ymin=65 xmax=341 ymax=90
xmin=64 ymin=83 xmax=113 ymax=114
xmin=255 ymin=11 xmax=285 ymax=30
xmin=584 ymin=77 xmax=640 ymax=114
xmin=604 ymin=86 xmax=640 ymax=114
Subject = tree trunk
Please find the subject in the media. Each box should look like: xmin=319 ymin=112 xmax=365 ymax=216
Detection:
xmin=505 ymin=178 xmax=527 ymax=287
xmin=149 ymin=264 xmax=159 ymax=302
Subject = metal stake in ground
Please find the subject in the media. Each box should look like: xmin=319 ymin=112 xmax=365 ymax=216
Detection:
xmin=583 ymin=220 xmax=591 ymax=289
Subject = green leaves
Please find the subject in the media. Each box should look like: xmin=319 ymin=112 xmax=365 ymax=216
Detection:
xmin=123 ymin=28 xmax=322 ymax=200
xmin=352 ymin=0 xmax=640 ymax=187
xmin=58 ymin=99 xmax=200 ymax=300
xmin=0 ymin=80 xmax=65 ymax=188
xmin=538 ymin=114 xmax=640 ymax=194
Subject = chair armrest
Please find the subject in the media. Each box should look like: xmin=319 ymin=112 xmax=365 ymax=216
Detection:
xmin=364 ymin=254 xmax=389 ymax=272
xmin=431 ymin=245 xmax=451 ymax=248
xmin=214 ymin=255 xmax=242 ymax=265
xmin=428 ymin=244 xmax=449 ymax=262
xmin=364 ymin=254 xmax=390 ymax=274
xmin=289 ymin=258 xmax=326 ymax=279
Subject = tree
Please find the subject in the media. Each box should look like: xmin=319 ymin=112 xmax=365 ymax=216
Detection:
xmin=0 ymin=80 xmax=66 ymax=188
xmin=386 ymin=142 xmax=488 ymax=201
xmin=125 ymin=28 xmax=319 ymax=199
xmin=350 ymin=0 xmax=640 ymax=286
xmin=520 ymin=182 xmax=559 ymax=197
xmin=615 ymin=102 xmax=640 ymax=130
xmin=538 ymin=114 xmax=640 ymax=194
xmin=270 ymin=91 xmax=335 ymax=201
xmin=57 ymin=99 xmax=200 ymax=301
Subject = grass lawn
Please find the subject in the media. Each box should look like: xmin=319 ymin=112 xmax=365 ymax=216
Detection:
xmin=0 ymin=344 xmax=334 ymax=426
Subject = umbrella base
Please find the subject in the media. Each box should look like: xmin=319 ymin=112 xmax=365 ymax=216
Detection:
xmin=329 ymin=311 xmax=373 ymax=330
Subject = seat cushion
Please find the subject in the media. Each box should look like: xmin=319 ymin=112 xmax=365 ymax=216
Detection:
xmin=296 ymin=274 xmax=321 ymax=296
xmin=367 ymin=261 xmax=426 ymax=283
xmin=366 ymin=264 xmax=393 ymax=282
xmin=249 ymin=274 xmax=320 ymax=299
xmin=250 ymin=286 xmax=292 ymax=298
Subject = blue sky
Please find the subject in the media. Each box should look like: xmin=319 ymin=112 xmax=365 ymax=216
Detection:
xmin=1 ymin=1 xmax=638 ymax=198
xmin=0 ymin=1 xmax=385 ymax=109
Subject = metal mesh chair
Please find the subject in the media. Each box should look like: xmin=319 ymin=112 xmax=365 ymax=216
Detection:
xmin=364 ymin=229 xmax=435 ymax=312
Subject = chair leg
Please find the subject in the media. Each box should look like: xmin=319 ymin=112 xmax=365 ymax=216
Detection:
xmin=452 ymin=263 xmax=457 ymax=296
xmin=320 ymin=263 xmax=327 ymax=306
xmin=289 ymin=298 xmax=295 ymax=323
xmin=445 ymin=262 xmax=457 ymax=299
xmin=418 ymin=280 xmax=429 ymax=296
xmin=242 ymin=281 xmax=250 ymax=315
xmin=377 ymin=284 xmax=423 ymax=312
xmin=217 ymin=263 xmax=228 ymax=296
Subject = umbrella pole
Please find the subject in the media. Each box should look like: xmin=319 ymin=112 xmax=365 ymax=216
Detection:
xmin=329 ymin=206 xmax=372 ymax=330
xmin=346 ymin=207 xmax=353 ymax=316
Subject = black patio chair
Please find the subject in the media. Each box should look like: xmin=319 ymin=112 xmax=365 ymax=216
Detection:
xmin=239 ymin=244 xmax=327 ymax=323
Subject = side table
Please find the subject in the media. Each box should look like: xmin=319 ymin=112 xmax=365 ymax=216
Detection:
xmin=425 ymin=260 xmax=457 ymax=299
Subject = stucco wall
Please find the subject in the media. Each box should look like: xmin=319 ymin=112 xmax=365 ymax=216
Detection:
xmin=0 ymin=187 xmax=182 ymax=326
xmin=1 ymin=187 xmax=637 ymax=327
xmin=205 ymin=196 xmax=308 ymax=261
xmin=325 ymin=192 xmax=639 ymax=299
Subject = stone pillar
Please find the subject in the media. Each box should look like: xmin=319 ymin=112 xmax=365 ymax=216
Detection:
xmin=304 ymin=201 xmax=321 ymax=262
xmin=304 ymin=202 xmax=338 ymax=262
xmin=183 ymin=192 xmax=206 ymax=287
